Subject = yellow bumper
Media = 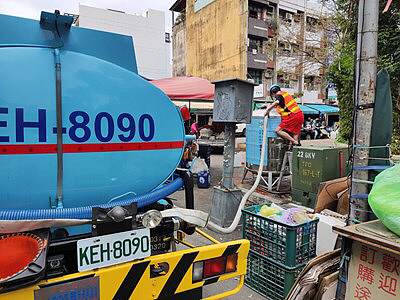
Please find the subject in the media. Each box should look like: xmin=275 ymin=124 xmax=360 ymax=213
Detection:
xmin=1 ymin=239 xmax=249 ymax=300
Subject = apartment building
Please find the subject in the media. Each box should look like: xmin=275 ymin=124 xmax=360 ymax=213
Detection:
xmin=170 ymin=0 xmax=332 ymax=103
xmin=78 ymin=4 xmax=172 ymax=80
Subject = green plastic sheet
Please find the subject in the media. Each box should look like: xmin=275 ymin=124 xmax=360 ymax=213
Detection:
xmin=368 ymin=164 xmax=400 ymax=236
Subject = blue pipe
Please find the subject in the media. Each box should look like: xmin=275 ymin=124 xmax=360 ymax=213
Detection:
xmin=0 ymin=178 xmax=183 ymax=220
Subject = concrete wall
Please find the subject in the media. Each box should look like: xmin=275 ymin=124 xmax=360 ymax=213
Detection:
xmin=172 ymin=20 xmax=186 ymax=77
xmin=185 ymin=0 xmax=247 ymax=81
xmin=78 ymin=5 xmax=171 ymax=80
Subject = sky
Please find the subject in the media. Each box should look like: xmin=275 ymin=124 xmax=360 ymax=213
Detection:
xmin=0 ymin=0 xmax=177 ymax=32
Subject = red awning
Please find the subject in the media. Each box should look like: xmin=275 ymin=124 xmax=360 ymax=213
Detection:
xmin=151 ymin=77 xmax=214 ymax=101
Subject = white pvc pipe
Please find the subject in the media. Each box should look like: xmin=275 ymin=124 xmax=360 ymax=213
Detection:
xmin=207 ymin=113 xmax=269 ymax=233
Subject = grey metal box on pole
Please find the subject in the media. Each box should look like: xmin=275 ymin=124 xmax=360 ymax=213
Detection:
xmin=210 ymin=78 xmax=256 ymax=227
xmin=212 ymin=78 xmax=256 ymax=123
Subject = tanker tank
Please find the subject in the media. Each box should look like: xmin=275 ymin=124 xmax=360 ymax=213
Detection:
xmin=0 ymin=13 xmax=186 ymax=212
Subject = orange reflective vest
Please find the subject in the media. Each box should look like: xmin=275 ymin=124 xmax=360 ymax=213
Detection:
xmin=275 ymin=91 xmax=301 ymax=118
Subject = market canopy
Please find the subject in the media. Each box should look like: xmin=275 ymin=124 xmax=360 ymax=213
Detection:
xmin=299 ymin=104 xmax=319 ymax=115
xmin=305 ymin=104 xmax=340 ymax=114
xmin=299 ymin=104 xmax=340 ymax=114
xmin=151 ymin=77 xmax=214 ymax=101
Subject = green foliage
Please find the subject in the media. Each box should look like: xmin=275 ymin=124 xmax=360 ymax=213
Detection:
xmin=175 ymin=13 xmax=185 ymax=25
xmin=327 ymin=42 xmax=354 ymax=141
xmin=328 ymin=0 xmax=400 ymax=152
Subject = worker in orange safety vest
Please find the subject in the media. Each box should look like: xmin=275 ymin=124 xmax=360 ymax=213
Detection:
xmin=265 ymin=84 xmax=304 ymax=146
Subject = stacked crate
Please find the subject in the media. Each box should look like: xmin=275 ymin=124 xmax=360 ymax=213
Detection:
xmin=242 ymin=204 xmax=319 ymax=299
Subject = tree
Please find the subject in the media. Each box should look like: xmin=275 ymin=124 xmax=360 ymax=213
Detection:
xmin=327 ymin=0 xmax=400 ymax=150
xmin=268 ymin=4 xmax=337 ymax=98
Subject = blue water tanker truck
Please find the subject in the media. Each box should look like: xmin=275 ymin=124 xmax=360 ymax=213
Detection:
xmin=0 ymin=11 xmax=249 ymax=299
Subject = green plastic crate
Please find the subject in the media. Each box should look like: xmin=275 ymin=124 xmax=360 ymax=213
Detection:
xmin=242 ymin=203 xmax=318 ymax=267
xmin=245 ymin=250 xmax=304 ymax=300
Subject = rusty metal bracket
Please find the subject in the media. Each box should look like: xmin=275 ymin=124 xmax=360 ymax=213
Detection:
xmin=356 ymin=103 xmax=375 ymax=110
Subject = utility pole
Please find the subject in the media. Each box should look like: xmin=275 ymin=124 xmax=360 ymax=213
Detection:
xmin=349 ymin=0 xmax=379 ymax=224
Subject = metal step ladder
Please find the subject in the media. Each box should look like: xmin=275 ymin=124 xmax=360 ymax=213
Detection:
xmin=276 ymin=151 xmax=292 ymax=191
xmin=349 ymin=144 xmax=393 ymax=223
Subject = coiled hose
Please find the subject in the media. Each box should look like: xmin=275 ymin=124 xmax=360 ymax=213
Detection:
xmin=0 ymin=178 xmax=183 ymax=220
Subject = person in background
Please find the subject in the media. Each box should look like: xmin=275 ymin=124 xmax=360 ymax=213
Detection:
xmin=265 ymin=84 xmax=304 ymax=146
xmin=190 ymin=119 xmax=199 ymax=138
xmin=180 ymin=105 xmax=191 ymax=134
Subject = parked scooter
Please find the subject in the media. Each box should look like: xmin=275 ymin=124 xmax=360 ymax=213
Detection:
xmin=314 ymin=121 xmax=330 ymax=139
xmin=301 ymin=119 xmax=315 ymax=140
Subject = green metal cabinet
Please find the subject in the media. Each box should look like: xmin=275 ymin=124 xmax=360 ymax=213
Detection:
xmin=292 ymin=146 xmax=349 ymax=208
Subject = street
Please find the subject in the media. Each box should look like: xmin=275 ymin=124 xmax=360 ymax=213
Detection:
xmin=173 ymin=138 xmax=344 ymax=299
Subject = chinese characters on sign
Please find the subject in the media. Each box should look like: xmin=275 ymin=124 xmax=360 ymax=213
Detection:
xmin=347 ymin=242 xmax=399 ymax=299
xmin=354 ymin=284 xmax=371 ymax=300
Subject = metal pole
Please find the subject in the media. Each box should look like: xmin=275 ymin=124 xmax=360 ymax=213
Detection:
xmin=54 ymin=49 xmax=63 ymax=207
xmin=349 ymin=0 xmax=379 ymax=224
xmin=222 ymin=123 xmax=236 ymax=189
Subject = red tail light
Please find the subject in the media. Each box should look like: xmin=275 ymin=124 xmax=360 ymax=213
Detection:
xmin=203 ymin=257 xmax=226 ymax=279
xmin=192 ymin=253 xmax=238 ymax=282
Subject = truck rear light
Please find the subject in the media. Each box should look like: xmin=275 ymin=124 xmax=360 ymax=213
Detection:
xmin=192 ymin=261 xmax=204 ymax=282
xmin=203 ymin=257 xmax=226 ymax=278
xmin=192 ymin=253 xmax=239 ymax=283
xmin=225 ymin=254 xmax=238 ymax=273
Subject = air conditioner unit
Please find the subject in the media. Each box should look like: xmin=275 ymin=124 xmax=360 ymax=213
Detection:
xmin=252 ymin=49 xmax=258 ymax=55
xmin=284 ymin=43 xmax=292 ymax=51
xmin=265 ymin=70 xmax=273 ymax=78
xmin=285 ymin=13 xmax=292 ymax=20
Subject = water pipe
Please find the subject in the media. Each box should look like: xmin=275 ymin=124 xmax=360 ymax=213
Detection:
xmin=0 ymin=178 xmax=183 ymax=220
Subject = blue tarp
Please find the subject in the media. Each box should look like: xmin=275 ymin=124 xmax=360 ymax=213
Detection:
xmin=305 ymin=104 xmax=340 ymax=114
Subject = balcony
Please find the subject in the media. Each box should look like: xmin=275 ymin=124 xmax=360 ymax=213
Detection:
xmin=250 ymin=0 xmax=278 ymax=5
xmin=248 ymin=17 xmax=276 ymax=38
xmin=247 ymin=50 xmax=274 ymax=70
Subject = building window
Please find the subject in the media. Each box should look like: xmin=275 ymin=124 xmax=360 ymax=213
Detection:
xmin=266 ymin=5 xmax=274 ymax=16
xmin=306 ymin=17 xmax=319 ymax=32
xmin=278 ymin=42 xmax=292 ymax=56
xmin=249 ymin=3 xmax=268 ymax=21
xmin=277 ymin=74 xmax=290 ymax=89
xmin=304 ymin=76 xmax=315 ymax=91
xmin=279 ymin=10 xmax=293 ymax=23
xmin=165 ymin=32 xmax=171 ymax=43
xmin=247 ymin=69 xmax=263 ymax=84
xmin=248 ymin=37 xmax=263 ymax=53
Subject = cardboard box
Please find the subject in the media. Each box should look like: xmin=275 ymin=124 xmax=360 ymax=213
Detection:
xmin=314 ymin=177 xmax=351 ymax=213
xmin=337 ymin=188 xmax=349 ymax=215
